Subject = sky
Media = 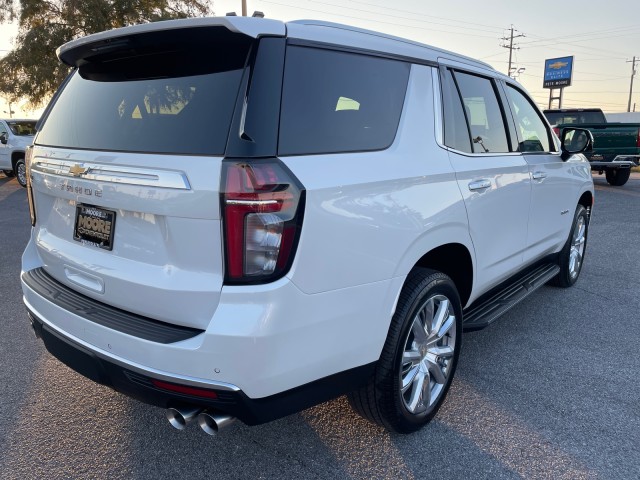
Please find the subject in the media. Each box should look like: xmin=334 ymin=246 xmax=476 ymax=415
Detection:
xmin=1 ymin=0 xmax=639 ymax=118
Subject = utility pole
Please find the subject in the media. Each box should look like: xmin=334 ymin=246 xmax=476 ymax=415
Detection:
xmin=627 ymin=56 xmax=637 ymax=113
xmin=242 ymin=0 xmax=247 ymax=16
xmin=501 ymin=25 xmax=525 ymax=77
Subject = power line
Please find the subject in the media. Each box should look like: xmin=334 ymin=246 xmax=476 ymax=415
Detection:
xmin=312 ymin=0 xmax=503 ymax=34
xmin=521 ymin=25 xmax=640 ymax=46
xmin=518 ymin=39 xmax=629 ymax=59
xmin=260 ymin=1 xmax=499 ymax=38
xmin=346 ymin=0 xmax=505 ymax=32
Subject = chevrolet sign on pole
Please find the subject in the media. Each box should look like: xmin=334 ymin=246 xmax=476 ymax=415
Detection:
xmin=543 ymin=56 xmax=574 ymax=88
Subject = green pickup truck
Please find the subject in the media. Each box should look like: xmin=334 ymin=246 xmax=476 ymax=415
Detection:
xmin=544 ymin=108 xmax=640 ymax=186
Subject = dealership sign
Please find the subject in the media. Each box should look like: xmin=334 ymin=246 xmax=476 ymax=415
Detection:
xmin=543 ymin=56 xmax=574 ymax=88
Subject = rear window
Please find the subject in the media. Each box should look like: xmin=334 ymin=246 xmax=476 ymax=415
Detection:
xmin=278 ymin=46 xmax=410 ymax=156
xmin=37 ymin=31 xmax=251 ymax=155
xmin=544 ymin=111 xmax=606 ymax=125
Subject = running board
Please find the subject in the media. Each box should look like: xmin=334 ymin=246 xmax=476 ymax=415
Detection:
xmin=462 ymin=263 xmax=560 ymax=332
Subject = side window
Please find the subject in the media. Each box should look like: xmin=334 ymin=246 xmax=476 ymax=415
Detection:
xmin=452 ymin=71 xmax=510 ymax=154
xmin=278 ymin=46 xmax=410 ymax=155
xmin=442 ymin=69 xmax=472 ymax=153
xmin=505 ymin=85 xmax=553 ymax=152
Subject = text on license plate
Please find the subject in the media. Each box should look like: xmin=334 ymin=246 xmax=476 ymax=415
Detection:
xmin=73 ymin=204 xmax=116 ymax=250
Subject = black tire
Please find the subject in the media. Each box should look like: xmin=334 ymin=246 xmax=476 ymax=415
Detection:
xmin=551 ymin=205 xmax=589 ymax=288
xmin=3 ymin=169 xmax=15 ymax=177
xmin=15 ymin=157 xmax=27 ymax=188
xmin=605 ymin=168 xmax=630 ymax=186
xmin=347 ymin=268 xmax=462 ymax=433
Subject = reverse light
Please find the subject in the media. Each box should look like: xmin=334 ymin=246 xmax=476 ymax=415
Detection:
xmin=221 ymin=159 xmax=305 ymax=284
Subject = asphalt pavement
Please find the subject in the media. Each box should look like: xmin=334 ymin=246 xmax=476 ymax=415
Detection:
xmin=0 ymin=171 xmax=639 ymax=479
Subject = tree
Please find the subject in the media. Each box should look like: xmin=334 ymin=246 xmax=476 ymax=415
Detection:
xmin=0 ymin=1 xmax=212 ymax=108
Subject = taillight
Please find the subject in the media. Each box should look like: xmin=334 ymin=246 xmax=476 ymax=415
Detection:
xmin=636 ymin=131 xmax=640 ymax=148
xmin=221 ymin=159 xmax=305 ymax=284
xmin=25 ymin=146 xmax=36 ymax=226
xmin=553 ymin=127 xmax=561 ymax=137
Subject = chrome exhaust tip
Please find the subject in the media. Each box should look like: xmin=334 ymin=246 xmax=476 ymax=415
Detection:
xmin=197 ymin=411 xmax=236 ymax=436
xmin=166 ymin=407 xmax=202 ymax=430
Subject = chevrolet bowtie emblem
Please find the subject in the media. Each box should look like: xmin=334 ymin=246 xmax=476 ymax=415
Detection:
xmin=69 ymin=164 xmax=89 ymax=177
xmin=549 ymin=61 xmax=568 ymax=69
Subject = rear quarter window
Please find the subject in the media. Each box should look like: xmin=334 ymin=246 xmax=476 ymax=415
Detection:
xmin=278 ymin=46 xmax=410 ymax=156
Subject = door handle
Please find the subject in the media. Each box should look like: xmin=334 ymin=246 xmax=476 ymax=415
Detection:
xmin=468 ymin=179 xmax=491 ymax=191
xmin=532 ymin=171 xmax=547 ymax=181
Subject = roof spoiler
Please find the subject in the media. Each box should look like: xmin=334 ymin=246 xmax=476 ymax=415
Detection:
xmin=57 ymin=17 xmax=285 ymax=67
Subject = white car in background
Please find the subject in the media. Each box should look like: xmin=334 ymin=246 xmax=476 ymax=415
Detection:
xmin=21 ymin=17 xmax=594 ymax=436
xmin=0 ymin=118 xmax=37 ymax=187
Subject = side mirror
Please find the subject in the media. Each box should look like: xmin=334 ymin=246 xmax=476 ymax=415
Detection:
xmin=560 ymin=127 xmax=594 ymax=161
xmin=0 ymin=133 xmax=7 ymax=145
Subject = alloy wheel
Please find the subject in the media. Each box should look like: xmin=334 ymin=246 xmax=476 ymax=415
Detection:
xmin=17 ymin=162 xmax=27 ymax=186
xmin=400 ymin=294 xmax=457 ymax=414
xmin=569 ymin=215 xmax=586 ymax=279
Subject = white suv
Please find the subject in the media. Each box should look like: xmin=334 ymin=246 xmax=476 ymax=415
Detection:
xmin=21 ymin=17 xmax=594 ymax=435
xmin=0 ymin=118 xmax=37 ymax=187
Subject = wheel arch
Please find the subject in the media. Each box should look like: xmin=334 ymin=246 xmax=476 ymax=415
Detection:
xmin=412 ymin=243 xmax=474 ymax=308
xmin=578 ymin=189 xmax=593 ymax=219
xmin=11 ymin=150 xmax=25 ymax=169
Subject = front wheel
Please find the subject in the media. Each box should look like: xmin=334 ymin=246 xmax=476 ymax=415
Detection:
xmin=551 ymin=205 xmax=589 ymax=288
xmin=3 ymin=169 xmax=15 ymax=177
xmin=15 ymin=158 xmax=27 ymax=187
xmin=605 ymin=168 xmax=630 ymax=186
xmin=347 ymin=268 xmax=462 ymax=433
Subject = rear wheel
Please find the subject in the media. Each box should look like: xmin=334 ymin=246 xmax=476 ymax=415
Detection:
xmin=3 ymin=169 xmax=15 ymax=177
xmin=347 ymin=268 xmax=462 ymax=433
xmin=605 ymin=168 xmax=630 ymax=186
xmin=15 ymin=158 xmax=27 ymax=187
xmin=551 ymin=205 xmax=588 ymax=288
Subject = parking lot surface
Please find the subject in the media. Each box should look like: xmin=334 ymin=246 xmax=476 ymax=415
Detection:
xmin=1 ymin=172 xmax=639 ymax=479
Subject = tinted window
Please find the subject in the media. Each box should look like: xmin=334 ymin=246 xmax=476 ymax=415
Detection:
xmin=7 ymin=121 xmax=36 ymax=136
xmin=442 ymin=69 xmax=472 ymax=153
xmin=279 ymin=47 xmax=410 ymax=155
xmin=452 ymin=71 xmax=510 ymax=154
xmin=544 ymin=110 xmax=606 ymax=125
xmin=506 ymin=85 xmax=552 ymax=152
xmin=37 ymin=64 xmax=246 ymax=155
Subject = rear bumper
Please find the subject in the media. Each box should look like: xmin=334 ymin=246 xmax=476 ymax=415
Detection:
xmin=588 ymin=155 xmax=640 ymax=169
xmin=21 ymin=263 xmax=397 ymax=423
xmin=27 ymin=308 xmax=374 ymax=425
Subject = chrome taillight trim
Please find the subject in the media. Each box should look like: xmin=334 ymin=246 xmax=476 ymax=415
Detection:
xmin=225 ymin=199 xmax=279 ymax=206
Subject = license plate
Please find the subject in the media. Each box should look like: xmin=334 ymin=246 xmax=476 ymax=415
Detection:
xmin=73 ymin=204 xmax=116 ymax=250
